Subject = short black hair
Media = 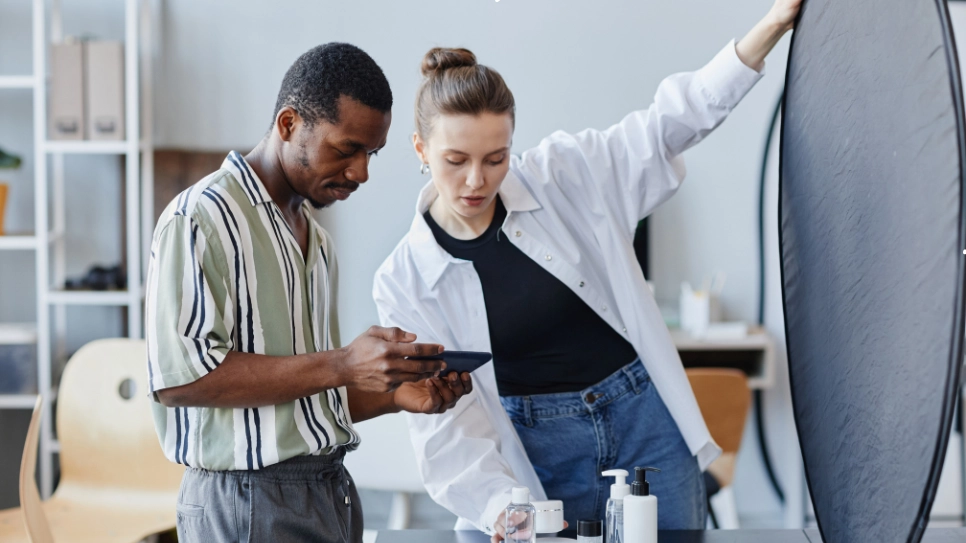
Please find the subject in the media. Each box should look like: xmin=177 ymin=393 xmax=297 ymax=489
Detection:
xmin=272 ymin=42 xmax=393 ymax=127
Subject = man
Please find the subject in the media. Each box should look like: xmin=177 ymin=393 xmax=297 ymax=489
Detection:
xmin=146 ymin=43 xmax=472 ymax=543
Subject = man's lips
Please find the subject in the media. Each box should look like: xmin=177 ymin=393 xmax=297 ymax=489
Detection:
xmin=329 ymin=184 xmax=358 ymax=200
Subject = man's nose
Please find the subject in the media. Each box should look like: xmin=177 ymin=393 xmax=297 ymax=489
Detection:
xmin=345 ymin=154 xmax=370 ymax=183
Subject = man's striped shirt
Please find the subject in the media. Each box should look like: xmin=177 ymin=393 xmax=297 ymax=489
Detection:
xmin=146 ymin=151 xmax=359 ymax=471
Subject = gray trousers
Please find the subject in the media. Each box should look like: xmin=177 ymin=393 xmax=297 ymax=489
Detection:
xmin=176 ymin=449 xmax=363 ymax=543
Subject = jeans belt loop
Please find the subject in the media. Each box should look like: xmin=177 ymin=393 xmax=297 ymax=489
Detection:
xmin=524 ymin=396 xmax=534 ymax=428
xmin=623 ymin=363 xmax=642 ymax=395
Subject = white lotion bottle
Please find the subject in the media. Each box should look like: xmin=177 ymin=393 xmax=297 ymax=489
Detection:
xmin=601 ymin=469 xmax=629 ymax=543
xmin=505 ymin=486 xmax=536 ymax=543
xmin=623 ymin=467 xmax=660 ymax=543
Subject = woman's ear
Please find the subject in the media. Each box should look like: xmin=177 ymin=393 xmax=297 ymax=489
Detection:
xmin=413 ymin=132 xmax=428 ymax=164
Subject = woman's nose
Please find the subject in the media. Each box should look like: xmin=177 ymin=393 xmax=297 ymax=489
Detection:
xmin=466 ymin=166 xmax=485 ymax=190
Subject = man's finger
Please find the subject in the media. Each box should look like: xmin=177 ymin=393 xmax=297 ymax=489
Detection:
xmin=395 ymin=342 xmax=444 ymax=359
xmin=443 ymin=372 xmax=466 ymax=396
xmin=426 ymin=380 xmax=443 ymax=412
xmin=432 ymin=377 xmax=457 ymax=406
xmin=397 ymin=358 xmax=446 ymax=376
xmin=370 ymin=326 xmax=416 ymax=343
xmin=462 ymin=372 xmax=473 ymax=395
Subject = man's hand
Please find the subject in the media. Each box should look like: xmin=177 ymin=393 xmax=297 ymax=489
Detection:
xmin=338 ymin=326 xmax=445 ymax=393
xmin=393 ymin=372 xmax=473 ymax=415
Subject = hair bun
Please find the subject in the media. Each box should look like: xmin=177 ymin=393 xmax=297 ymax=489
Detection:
xmin=421 ymin=48 xmax=477 ymax=77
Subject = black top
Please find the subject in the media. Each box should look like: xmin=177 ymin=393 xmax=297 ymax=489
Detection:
xmin=424 ymin=197 xmax=638 ymax=396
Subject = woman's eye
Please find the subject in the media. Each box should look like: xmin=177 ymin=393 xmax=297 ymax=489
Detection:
xmin=446 ymin=160 xmax=465 ymax=166
xmin=488 ymin=159 xmax=506 ymax=166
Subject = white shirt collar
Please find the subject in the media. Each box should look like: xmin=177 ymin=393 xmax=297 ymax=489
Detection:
xmin=408 ymin=167 xmax=541 ymax=289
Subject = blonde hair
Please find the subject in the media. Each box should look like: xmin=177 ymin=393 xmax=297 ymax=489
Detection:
xmin=414 ymin=47 xmax=515 ymax=140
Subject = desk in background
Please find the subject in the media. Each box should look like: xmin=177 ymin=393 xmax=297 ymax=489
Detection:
xmin=375 ymin=529 xmax=966 ymax=543
xmin=670 ymin=326 xmax=775 ymax=390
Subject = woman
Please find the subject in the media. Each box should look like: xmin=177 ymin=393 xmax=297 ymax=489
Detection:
xmin=373 ymin=0 xmax=800 ymax=536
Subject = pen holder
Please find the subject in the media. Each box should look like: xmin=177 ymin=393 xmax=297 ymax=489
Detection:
xmin=679 ymin=283 xmax=721 ymax=337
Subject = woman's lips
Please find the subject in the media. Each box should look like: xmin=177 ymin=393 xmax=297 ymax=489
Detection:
xmin=462 ymin=196 xmax=486 ymax=207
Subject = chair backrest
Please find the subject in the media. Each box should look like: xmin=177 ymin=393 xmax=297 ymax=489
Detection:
xmin=55 ymin=339 xmax=183 ymax=494
xmin=342 ymin=412 xmax=426 ymax=493
xmin=20 ymin=396 xmax=53 ymax=543
xmin=685 ymin=368 xmax=751 ymax=454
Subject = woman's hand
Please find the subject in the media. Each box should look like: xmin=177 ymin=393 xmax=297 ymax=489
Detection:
xmin=392 ymin=372 xmax=473 ymax=415
xmin=736 ymin=0 xmax=803 ymax=71
xmin=491 ymin=510 xmax=568 ymax=543
xmin=769 ymin=0 xmax=804 ymax=32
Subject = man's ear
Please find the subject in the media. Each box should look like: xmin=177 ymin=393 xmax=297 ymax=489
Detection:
xmin=275 ymin=107 xmax=299 ymax=142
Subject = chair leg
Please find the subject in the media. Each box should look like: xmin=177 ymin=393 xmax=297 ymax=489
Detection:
xmin=708 ymin=486 xmax=741 ymax=529
xmin=707 ymin=497 xmax=719 ymax=529
xmin=387 ymin=492 xmax=412 ymax=530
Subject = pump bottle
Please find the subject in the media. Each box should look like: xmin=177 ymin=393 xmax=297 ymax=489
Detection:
xmin=623 ymin=467 xmax=660 ymax=543
xmin=601 ymin=469 xmax=630 ymax=543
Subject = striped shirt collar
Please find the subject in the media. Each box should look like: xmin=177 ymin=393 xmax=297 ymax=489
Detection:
xmin=223 ymin=151 xmax=274 ymax=207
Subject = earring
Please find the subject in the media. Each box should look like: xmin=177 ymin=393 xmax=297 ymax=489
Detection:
xmin=420 ymin=163 xmax=430 ymax=175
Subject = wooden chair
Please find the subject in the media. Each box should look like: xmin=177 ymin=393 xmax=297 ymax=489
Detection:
xmin=0 ymin=396 xmax=49 ymax=542
xmin=686 ymin=368 xmax=751 ymax=529
xmin=0 ymin=339 xmax=184 ymax=542
xmin=21 ymin=396 xmax=54 ymax=542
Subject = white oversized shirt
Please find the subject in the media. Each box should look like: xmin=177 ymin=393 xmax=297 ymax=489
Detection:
xmin=372 ymin=41 xmax=763 ymax=532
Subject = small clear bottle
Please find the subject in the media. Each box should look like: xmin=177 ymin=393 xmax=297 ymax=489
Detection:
xmin=505 ymin=486 xmax=536 ymax=543
xmin=602 ymin=470 xmax=630 ymax=543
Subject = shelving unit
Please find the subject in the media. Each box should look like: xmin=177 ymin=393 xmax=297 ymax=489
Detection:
xmin=0 ymin=0 xmax=153 ymax=498
xmin=0 ymin=75 xmax=35 ymax=89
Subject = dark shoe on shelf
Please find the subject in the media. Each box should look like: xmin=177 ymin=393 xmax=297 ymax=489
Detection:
xmin=64 ymin=264 xmax=126 ymax=290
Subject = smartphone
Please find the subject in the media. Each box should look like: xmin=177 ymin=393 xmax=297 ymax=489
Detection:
xmin=408 ymin=350 xmax=492 ymax=377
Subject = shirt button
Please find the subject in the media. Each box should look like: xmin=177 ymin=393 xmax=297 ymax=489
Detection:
xmin=515 ymin=231 xmax=522 ymax=237
xmin=545 ymin=254 xmax=552 ymax=261
xmin=579 ymin=281 xmax=585 ymax=287
xmin=623 ymin=327 xmax=627 ymax=333
xmin=601 ymin=305 xmax=608 ymax=311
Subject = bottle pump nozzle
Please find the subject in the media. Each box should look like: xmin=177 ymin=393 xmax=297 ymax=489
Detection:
xmin=630 ymin=467 xmax=661 ymax=496
xmin=601 ymin=469 xmax=630 ymax=499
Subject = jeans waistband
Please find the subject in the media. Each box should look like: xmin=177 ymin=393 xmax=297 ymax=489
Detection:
xmin=188 ymin=447 xmax=348 ymax=482
xmin=500 ymin=359 xmax=649 ymax=424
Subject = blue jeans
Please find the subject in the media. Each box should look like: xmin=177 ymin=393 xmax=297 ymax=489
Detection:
xmin=500 ymin=360 xmax=706 ymax=532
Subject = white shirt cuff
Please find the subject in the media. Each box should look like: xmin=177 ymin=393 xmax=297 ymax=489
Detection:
xmin=696 ymin=439 xmax=724 ymax=472
xmin=481 ymin=489 xmax=514 ymax=535
xmin=695 ymin=39 xmax=765 ymax=110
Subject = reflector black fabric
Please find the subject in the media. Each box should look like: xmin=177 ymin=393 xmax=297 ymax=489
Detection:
xmin=780 ymin=0 xmax=966 ymax=542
